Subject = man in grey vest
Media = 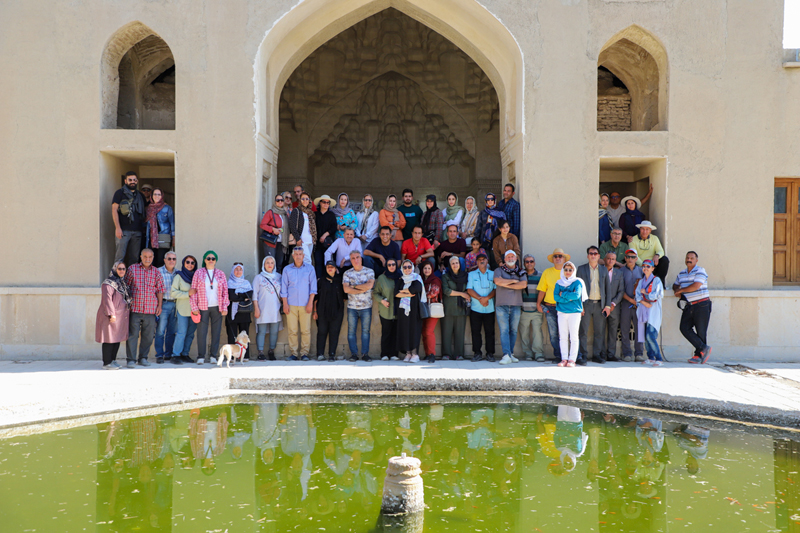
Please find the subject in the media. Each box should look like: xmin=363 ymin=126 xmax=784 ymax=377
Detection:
xmin=602 ymin=251 xmax=625 ymax=361
xmin=576 ymin=246 xmax=610 ymax=365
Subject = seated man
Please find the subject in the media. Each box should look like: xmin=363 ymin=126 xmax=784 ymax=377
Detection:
xmin=629 ymin=221 xmax=669 ymax=284
xmin=401 ymin=226 xmax=434 ymax=267
xmin=435 ymin=224 xmax=467 ymax=270
xmin=599 ymin=228 xmax=627 ymax=268
xmin=324 ymin=228 xmax=362 ymax=273
xmin=363 ymin=226 xmax=401 ymax=278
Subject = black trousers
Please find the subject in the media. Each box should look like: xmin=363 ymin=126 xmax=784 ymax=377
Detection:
xmin=197 ymin=307 xmax=223 ymax=358
xmin=654 ymin=256 xmax=670 ymax=285
xmin=316 ymin=314 xmax=344 ymax=356
xmin=102 ymin=342 xmax=120 ymax=365
xmin=679 ymin=300 xmax=712 ymax=356
xmin=470 ymin=310 xmax=496 ymax=356
xmin=380 ymin=316 xmax=398 ymax=357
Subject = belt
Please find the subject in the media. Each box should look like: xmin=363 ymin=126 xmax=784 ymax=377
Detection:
xmin=163 ymin=299 xmax=175 ymax=302
xmin=688 ymin=297 xmax=710 ymax=305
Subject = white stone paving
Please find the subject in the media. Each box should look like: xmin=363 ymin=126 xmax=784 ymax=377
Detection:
xmin=3 ymin=359 xmax=800 ymax=430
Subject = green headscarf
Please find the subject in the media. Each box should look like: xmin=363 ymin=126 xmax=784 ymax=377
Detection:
xmin=445 ymin=192 xmax=465 ymax=222
xmin=203 ymin=250 xmax=218 ymax=264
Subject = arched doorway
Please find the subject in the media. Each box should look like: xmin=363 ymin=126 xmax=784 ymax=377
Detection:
xmin=277 ymin=8 xmax=500 ymax=205
xmin=254 ymin=0 xmax=523 ymax=230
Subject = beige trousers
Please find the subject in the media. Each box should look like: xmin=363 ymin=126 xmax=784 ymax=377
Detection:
xmin=286 ymin=305 xmax=311 ymax=356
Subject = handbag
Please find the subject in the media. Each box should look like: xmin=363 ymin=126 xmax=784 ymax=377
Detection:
xmin=157 ymin=233 xmax=172 ymax=249
xmin=236 ymin=298 xmax=254 ymax=313
xmin=265 ymin=278 xmax=285 ymax=315
xmin=429 ymin=302 xmax=444 ymax=318
xmin=419 ymin=301 xmax=430 ymax=319
xmin=261 ymin=230 xmax=279 ymax=245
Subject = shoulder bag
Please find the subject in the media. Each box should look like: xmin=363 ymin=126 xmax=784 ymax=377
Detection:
xmin=429 ymin=302 xmax=445 ymax=318
xmin=265 ymin=278 xmax=285 ymax=315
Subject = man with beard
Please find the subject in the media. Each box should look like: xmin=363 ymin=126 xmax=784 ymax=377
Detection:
xmin=112 ymin=171 xmax=147 ymax=267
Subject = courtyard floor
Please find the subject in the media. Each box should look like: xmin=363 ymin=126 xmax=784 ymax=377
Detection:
xmin=3 ymin=359 xmax=800 ymax=435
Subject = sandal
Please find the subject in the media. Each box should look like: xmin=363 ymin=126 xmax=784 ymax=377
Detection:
xmin=566 ymin=361 xmax=576 ymax=368
xmin=557 ymin=360 xmax=568 ymax=367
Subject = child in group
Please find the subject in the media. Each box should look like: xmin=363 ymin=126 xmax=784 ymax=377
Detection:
xmin=465 ymin=239 xmax=487 ymax=273
xmin=553 ymin=261 xmax=587 ymax=367
xmin=635 ymin=260 xmax=665 ymax=366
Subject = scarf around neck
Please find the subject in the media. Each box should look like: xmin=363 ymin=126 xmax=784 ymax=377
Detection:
xmin=421 ymin=195 xmax=439 ymax=230
xmin=178 ymin=255 xmax=197 ymax=285
xmin=103 ymin=261 xmax=133 ymax=306
xmin=145 ymin=197 xmax=167 ymax=248
xmin=399 ymin=264 xmax=426 ymax=316
xmin=272 ymin=202 xmax=290 ymax=248
xmin=359 ymin=195 xmax=375 ymax=234
xmin=331 ymin=193 xmax=352 ymax=218
xmin=446 ymin=262 xmax=468 ymax=291
xmin=228 ymin=264 xmax=253 ymax=321
xmin=556 ymin=262 xmax=588 ymax=302
xmin=445 ymin=193 xmax=465 ymax=222
xmin=260 ymin=257 xmax=280 ymax=282
xmin=298 ymin=201 xmax=318 ymax=243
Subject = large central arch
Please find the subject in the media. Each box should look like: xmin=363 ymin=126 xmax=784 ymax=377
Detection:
xmin=254 ymin=0 xmax=524 ymax=217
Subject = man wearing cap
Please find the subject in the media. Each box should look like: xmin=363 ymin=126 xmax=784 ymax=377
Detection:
xmin=620 ymin=248 xmax=645 ymax=362
xmin=599 ymin=228 xmax=627 ymax=268
xmin=536 ymin=249 xmax=569 ymax=363
xmin=672 ymin=251 xmax=712 ymax=364
xmin=140 ymin=183 xmax=154 ymax=204
xmin=466 ymin=253 xmax=496 ymax=362
xmin=605 ymin=185 xmax=652 ymax=228
xmin=576 ymin=246 xmax=610 ymax=365
xmin=629 ymin=221 xmax=669 ymax=284
xmin=602 ymin=251 xmax=625 ymax=362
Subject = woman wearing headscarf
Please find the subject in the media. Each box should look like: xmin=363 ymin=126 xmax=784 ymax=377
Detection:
xmin=441 ymin=256 xmax=470 ymax=361
xmin=252 ymin=256 xmax=284 ymax=361
xmin=554 ymin=261 xmax=588 ymax=367
xmin=190 ymin=251 xmax=230 ymax=365
xmin=598 ymin=193 xmax=613 ymax=245
xmin=332 ymin=193 xmax=357 ymax=239
xmin=635 ymin=260 xmax=665 ymax=367
xmin=373 ymin=258 xmax=402 ymax=361
xmin=144 ymin=188 xmax=175 ymax=267
xmin=379 ymin=194 xmax=406 ymax=241
xmin=96 ymin=261 xmax=132 ymax=369
xmin=288 ymin=192 xmax=317 ymax=266
xmin=443 ymin=192 xmax=465 ymax=232
xmin=226 ymin=262 xmax=254 ymax=361
xmin=395 ymin=259 xmax=426 ymax=363
xmin=420 ymin=261 xmax=442 ymax=364
xmin=420 ymin=194 xmax=444 ymax=245
xmin=618 ymin=196 xmax=645 ymax=243
xmin=170 ymin=255 xmax=198 ymax=363
xmin=260 ymin=193 xmax=289 ymax=273
xmin=314 ymin=194 xmax=337 ymax=277
xmin=475 ymin=193 xmax=506 ymax=268
xmin=313 ymin=260 xmax=345 ymax=362
xmin=460 ymin=196 xmax=480 ymax=245
xmin=491 ymin=220 xmax=521 ymax=267
xmin=356 ymin=193 xmax=380 ymax=247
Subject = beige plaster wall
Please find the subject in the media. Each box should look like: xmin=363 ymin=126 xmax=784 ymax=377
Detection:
xmin=1 ymin=0 xmax=800 ymax=358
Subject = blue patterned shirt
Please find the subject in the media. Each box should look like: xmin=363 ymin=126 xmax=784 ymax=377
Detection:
xmin=158 ymin=266 xmax=177 ymax=301
xmin=498 ymin=197 xmax=521 ymax=238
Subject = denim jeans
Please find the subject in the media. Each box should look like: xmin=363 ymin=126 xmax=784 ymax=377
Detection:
xmin=496 ymin=305 xmax=522 ymax=355
xmin=347 ymin=307 xmax=372 ymax=356
xmin=172 ymin=313 xmax=197 ymax=358
xmin=154 ymin=300 xmax=177 ymax=358
xmin=542 ymin=304 xmax=561 ymax=359
xmin=256 ymin=322 xmax=280 ymax=352
xmin=644 ymin=324 xmax=663 ymax=361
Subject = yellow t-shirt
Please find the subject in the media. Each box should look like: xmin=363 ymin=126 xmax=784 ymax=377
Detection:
xmin=536 ymin=266 xmax=562 ymax=305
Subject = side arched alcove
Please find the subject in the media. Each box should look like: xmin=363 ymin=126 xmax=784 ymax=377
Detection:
xmin=100 ymin=21 xmax=176 ymax=130
xmin=598 ymin=25 xmax=668 ymax=132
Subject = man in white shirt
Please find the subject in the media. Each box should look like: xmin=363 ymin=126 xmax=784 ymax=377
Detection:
xmin=324 ymin=228 xmax=362 ymax=272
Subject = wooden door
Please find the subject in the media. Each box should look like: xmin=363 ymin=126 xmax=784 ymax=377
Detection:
xmin=773 ymin=178 xmax=800 ymax=283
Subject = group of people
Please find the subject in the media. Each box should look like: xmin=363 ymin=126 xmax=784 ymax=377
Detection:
xmin=98 ymin=176 xmax=712 ymax=368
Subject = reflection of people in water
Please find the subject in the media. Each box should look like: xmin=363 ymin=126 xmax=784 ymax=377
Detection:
xmin=190 ymin=407 xmax=229 ymax=475
xmin=673 ymin=424 xmax=710 ymax=474
xmin=280 ymin=403 xmax=316 ymax=501
xmin=550 ymin=405 xmax=588 ymax=476
xmin=227 ymin=404 xmax=253 ymax=460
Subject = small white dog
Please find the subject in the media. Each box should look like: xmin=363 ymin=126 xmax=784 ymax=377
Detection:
xmin=218 ymin=331 xmax=250 ymax=368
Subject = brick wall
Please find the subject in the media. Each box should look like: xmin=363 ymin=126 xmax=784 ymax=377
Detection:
xmin=597 ymin=95 xmax=631 ymax=131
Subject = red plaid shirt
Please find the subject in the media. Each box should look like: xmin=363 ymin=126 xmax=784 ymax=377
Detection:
xmin=125 ymin=263 xmax=165 ymax=314
xmin=190 ymin=268 xmax=230 ymax=313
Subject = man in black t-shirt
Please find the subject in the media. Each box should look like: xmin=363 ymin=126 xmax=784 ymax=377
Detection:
xmin=435 ymin=225 xmax=468 ymax=270
xmin=397 ymin=189 xmax=424 ymax=241
xmin=363 ymin=226 xmax=402 ymax=278
xmin=111 ymin=171 xmax=147 ymax=267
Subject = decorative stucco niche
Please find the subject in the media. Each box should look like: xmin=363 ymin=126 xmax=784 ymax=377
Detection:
xmin=100 ymin=22 xmax=176 ymax=130
xmin=598 ymin=25 xmax=668 ymax=132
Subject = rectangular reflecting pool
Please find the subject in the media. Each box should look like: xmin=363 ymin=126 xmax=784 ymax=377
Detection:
xmin=1 ymin=399 xmax=799 ymax=532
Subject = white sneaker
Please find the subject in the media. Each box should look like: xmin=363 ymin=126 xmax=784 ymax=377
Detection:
xmin=390 ymin=356 xmax=400 ymax=361
xmin=102 ymin=364 xmax=119 ymax=370
xmin=410 ymin=354 xmax=420 ymax=363
xmin=499 ymin=354 xmax=513 ymax=365
xmin=509 ymin=354 xmax=519 ymax=363
xmin=318 ymin=355 xmax=326 ymax=361
xmin=210 ymin=357 xmax=218 ymax=364
xmin=196 ymin=358 xmax=204 ymax=365
xmin=381 ymin=356 xmax=389 ymax=361
xmin=404 ymin=353 xmax=412 ymax=362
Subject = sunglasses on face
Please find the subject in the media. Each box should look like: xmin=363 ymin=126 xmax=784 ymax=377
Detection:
xmin=402 ymin=266 xmax=413 ymax=270
xmin=206 ymin=258 xmax=216 ymax=262
xmin=553 ymin=255 xmax=563 ymax=259
xmin=116 ymin=267 xmax=126 ymax=271
xmin=321 ymin=200 xmax=330 ymax=204
xmin=524 ymin=260 xmax=534 ymax=264
xmin=626 ymin=255 xmax=637 ymax=259
xmin=275 ymin=198 xmax=284 ymax=202
xmin=185 ymin=261 xmax=195 ymax=265
xmin=588 ymin=252 xmax=599 ymax=256
xmin=166 ymin=257 xmax=176 ymax=261
xmin=564 ymin=268 xmax=574 ymax=272
xmin=387 ymin=263 xmax=397 ymax=268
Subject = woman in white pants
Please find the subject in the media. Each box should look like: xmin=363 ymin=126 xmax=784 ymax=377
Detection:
xmin=553 ymin=261 xmax=588 ymax=367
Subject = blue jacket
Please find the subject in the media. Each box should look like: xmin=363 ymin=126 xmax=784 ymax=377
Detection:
xmin=145 ymin=204 xmax=175 ymax=248
xmin=554 ymin=280 xmax=584 ymax=314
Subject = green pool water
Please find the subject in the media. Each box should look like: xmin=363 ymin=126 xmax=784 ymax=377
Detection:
xmin=1 ymin=400 xmax=798 ymax=532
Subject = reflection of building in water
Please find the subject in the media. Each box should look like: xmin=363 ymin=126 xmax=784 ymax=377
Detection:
xmin=774 ymin=439 xmax=800 ymax=532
